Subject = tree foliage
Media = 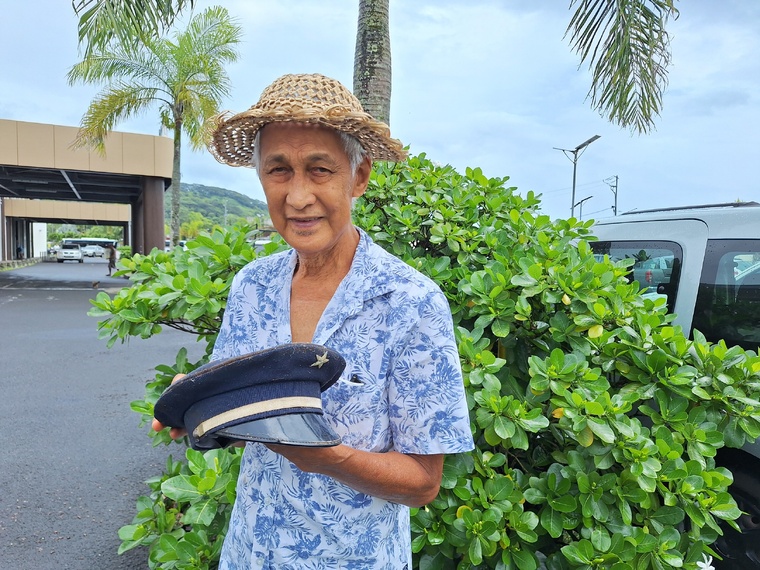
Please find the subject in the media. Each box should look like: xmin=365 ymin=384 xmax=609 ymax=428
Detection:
xmin=72 ymin=0 xmax=197 ymax=56
xmin=566 ymin=0 xmax=678 ymax=133
xmin=171 ymin=183 xmax=269 ymax=232
xmin=74 ymin=1 xmax=679 ymax=135
xmin=67 ymin=5 xmax=243 ymax=246
xmin=91 ymin=154 xmax=760 ymax=569
xmin=48 ymin=224 xmax=123 ymax=245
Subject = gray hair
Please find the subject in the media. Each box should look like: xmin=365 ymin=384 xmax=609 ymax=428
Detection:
xmin=251 ymin=126 xmax=368 ymax=176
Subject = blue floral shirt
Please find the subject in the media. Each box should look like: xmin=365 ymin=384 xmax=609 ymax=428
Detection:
xmin=214 ymin=229 xmax=474 ymax=569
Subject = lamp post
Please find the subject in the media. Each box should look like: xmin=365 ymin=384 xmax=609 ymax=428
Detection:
xmin=554 ymin=135 xmax=601 ymax=218
xmin=573 ymin=195 xmax=593 ymax=220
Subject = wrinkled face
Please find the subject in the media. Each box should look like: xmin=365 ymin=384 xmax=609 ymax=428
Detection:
xmin=257 ymin=123 xmax=371 ymax=259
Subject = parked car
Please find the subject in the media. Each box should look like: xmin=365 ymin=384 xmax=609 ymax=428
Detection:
xmin=56 ymin=243 xmax=83 ymax=263
xmin=164 ymin=239 xmax=188 ymax=252
xmin=81 ymin=245 xmax=105 ymax=257
xmin=590 ymin=201 xmax=760 ymax=569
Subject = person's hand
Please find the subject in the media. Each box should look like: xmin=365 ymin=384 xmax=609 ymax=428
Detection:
xmin=152 ymin=373 xmax=188 ymax=439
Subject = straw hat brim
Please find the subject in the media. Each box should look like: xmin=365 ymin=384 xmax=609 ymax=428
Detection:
xmin=207 ymin=106 xmax=407 ymax=167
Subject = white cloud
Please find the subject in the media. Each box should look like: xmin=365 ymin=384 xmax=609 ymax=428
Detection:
xmin=1 ymin=0 xmax=758 ymax=219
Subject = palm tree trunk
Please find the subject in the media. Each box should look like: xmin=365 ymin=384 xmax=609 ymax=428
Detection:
xmin=170 ymin=119 xmax=182 ymax=246
xmin=354 ymin=0 xmax=392 ymax=124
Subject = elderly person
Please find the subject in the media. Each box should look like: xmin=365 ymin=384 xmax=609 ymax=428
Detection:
xmin=156 ymin=74 xmax=473 ymax=568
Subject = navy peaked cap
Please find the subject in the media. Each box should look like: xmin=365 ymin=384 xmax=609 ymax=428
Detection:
xmin=154 ymin=343 xmax=345 ymax=450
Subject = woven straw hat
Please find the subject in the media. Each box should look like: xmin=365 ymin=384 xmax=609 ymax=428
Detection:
xmin=207 ymin=73 xmax=407 ymax=167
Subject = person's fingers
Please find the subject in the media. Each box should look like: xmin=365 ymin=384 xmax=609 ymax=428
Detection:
xmin=152 ymin=417 xmax=187 ymax=439
xmin=169 ymin=427 xmax=188 ymax=439
xmin=151 ymin=374 xmax=187 ymax=435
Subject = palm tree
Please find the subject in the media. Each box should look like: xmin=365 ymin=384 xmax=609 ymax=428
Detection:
xmin=353 ymin=0 xmax=392 ymax=124
xmin=67 ymin=6 xmax=242 ymax=246
xmin=73 ymin=1 xmax=678 ymax=134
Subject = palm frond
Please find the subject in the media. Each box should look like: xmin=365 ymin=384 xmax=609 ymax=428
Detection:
xmin=67 ymin=47 xmax=171 ymax=93
xmin=73 ymin=84 xmax=165 ymax=150
xmin=72 ymin=0 xmax=195 ymax=55
xmin=180 ymin=93 xmax=219 ymax=150
xmin=181 ymin=6 xmax=243 ymax=62
xmin=566 ymin=0 xmax=679 ymax=133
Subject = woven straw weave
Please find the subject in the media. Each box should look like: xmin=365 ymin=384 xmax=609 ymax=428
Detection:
xmin=207 ymin=74 xmax=407 ymax=167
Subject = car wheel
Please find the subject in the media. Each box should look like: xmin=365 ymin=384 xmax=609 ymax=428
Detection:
xmin=713 ymin=462 xmax=760 ymax=569
xmin=79 ymin=258 xmax=84 ymax=263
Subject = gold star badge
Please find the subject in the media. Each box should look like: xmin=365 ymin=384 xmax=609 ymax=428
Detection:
xmin=311 ymin=351 xmax=329 ymax=368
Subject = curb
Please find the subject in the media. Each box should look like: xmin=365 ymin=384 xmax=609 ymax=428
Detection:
xmin=0 ymin=258 xmax=42 ymax=271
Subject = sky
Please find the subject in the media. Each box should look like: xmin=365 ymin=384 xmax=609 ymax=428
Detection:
xmin=1 ymin=0 xmax=758 ymax=221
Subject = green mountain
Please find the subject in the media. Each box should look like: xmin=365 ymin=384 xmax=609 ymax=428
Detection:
xmin=166 ymin=183 xmax=269 ymax=226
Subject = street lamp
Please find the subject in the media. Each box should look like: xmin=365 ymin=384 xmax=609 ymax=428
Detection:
xmin=554 ymin=135 xmax=601 ymax=217
xmin=604 ymin=175 xmax=619 ymax=215
xmin=573 ymin=195 xmax=593 ymax=220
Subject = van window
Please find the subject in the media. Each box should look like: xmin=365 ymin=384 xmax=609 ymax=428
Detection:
xmin=590 ymin=240 xmax=682 ymax=314
xmin=692 ymin=239 xmax=760 ymax=350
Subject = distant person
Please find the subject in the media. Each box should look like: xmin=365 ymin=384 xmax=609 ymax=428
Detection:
xmin=105 ymin=244 xmax=117 ymax=276
xmin=16 ymin=245 xmax=24 ymax=260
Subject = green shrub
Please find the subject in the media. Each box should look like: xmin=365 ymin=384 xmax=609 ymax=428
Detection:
xmin=91 ymin=154 xmax=760 ymax=569
xmin=116 ymin=244 xmax=133 ymax=261
xmin=359 ymin=155 xmax=759 ymax=569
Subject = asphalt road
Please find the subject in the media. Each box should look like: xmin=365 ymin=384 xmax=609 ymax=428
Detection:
xmin=0 ymin=260 xmax=205 ymax=569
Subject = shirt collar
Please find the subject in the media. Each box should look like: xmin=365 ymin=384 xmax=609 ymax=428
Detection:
xmin=250 ymin=228 xmax=401 ymax=344
xmin=314 ymin=228 xmax=399 ymax=343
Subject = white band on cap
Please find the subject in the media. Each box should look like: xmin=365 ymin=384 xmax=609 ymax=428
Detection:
xmin=193 ymin=396 xmax=323 ymax=439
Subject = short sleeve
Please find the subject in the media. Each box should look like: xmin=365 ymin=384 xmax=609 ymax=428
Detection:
xmin=387 ymin=289 xmax=474 ymax=455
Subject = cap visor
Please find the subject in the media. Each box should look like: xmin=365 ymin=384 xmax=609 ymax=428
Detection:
xmin=218 ymin=413 xmax=341 ymax=447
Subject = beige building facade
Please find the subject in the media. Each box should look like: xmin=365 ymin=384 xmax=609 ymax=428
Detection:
xmin=0 ymin=119 xmax=172 ymax=260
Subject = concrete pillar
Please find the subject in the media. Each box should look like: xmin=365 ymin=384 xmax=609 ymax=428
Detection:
xmin=131 ymin=198 xmax=144 ymax=256
xmin=141 ymin=177 xmax=165 ymax=254
xmin=0 ymin=197 xmax=5 ymax=261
